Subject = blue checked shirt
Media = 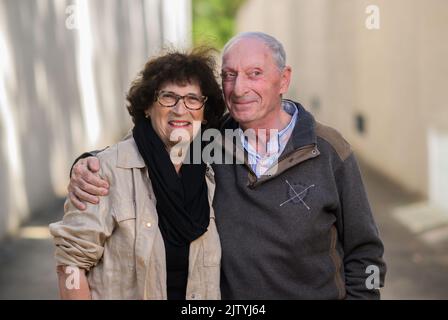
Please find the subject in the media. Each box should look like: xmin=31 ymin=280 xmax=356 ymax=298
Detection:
xmin=239 ymin=100 xmax=298 ymax=177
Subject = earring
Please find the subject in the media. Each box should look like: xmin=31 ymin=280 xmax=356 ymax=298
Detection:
xmin=145 ymin=114 xmax=150 ymax=119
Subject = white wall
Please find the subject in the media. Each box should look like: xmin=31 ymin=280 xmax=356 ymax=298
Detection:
xmin=0 ymin=0 xmax=192 ymax=239
xmin=236 ymin=0 xmax=448 ymax=199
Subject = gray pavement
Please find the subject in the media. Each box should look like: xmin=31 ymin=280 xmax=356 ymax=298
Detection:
xmin=0 ymin=199 xmax=62 ymax=299
xmin=361 ymin=162 xmax=448 ymax=299
xmin=0 ymin=163 xmax=447 ymax=300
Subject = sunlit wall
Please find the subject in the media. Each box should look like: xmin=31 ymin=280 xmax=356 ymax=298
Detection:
xmin=236 ymin=0 xmax=448 ymax=204
xmin=0 ymin=0 xmax=192 ymax=240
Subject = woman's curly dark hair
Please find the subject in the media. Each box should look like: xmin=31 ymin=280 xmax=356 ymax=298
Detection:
xmin=127 ymin=47 xmax=226 ymax=129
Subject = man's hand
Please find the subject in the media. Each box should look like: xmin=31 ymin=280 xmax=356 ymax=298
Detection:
xmin=68 ymin=156 xmax=109 ymax=210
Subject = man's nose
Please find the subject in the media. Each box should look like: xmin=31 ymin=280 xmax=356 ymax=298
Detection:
xmin=232 ymin=74 xmax=249 ymax=97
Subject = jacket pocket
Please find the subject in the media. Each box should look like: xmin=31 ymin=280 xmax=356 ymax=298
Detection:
xmin=111 ymin=200 xmax=137 ymax=269
xmin=113 ymin=199 xmax=137 ymax=222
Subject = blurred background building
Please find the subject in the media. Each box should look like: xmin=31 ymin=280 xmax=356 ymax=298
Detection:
xmin=237 ymin=0 xmax=448 ymax=213
xmin=0 ymin=0 xmax=192 ymax=240
xmin=0 ymin=0 xmax=447 ymax=299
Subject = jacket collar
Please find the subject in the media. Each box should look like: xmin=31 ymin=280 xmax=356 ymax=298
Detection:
xmin=117 ymin=137 xmax=216 ymax=209
xmin=220 ymin=100 xmax=320 ymax=188
xmin=281 ymin=99 xmax=317 ymax=155
xmin=221 ymin=99 xmax=317 ymax=153
xmin=117 ymin=137 xmax=146 ymax=169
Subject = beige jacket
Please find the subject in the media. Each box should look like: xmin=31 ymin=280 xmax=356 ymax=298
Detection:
xmin=49 ymin=138 xmax=221 ymax=300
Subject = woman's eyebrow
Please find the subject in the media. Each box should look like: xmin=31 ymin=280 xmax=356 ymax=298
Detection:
xmin=162 ymin=90 xmax=201 ymax=96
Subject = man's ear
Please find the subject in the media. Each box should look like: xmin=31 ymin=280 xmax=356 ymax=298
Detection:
xmin=279 ymin=66 xmax=292 ymax=95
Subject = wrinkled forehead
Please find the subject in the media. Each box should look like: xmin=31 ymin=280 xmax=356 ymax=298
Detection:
xmin=222 ymin=38 xmax=275 ymax=69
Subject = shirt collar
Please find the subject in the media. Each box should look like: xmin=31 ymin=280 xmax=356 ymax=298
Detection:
xmin=278 ymin=100 xmax=298 ymax=137
xmin=239 ymin=100 xmax=299 ymax=155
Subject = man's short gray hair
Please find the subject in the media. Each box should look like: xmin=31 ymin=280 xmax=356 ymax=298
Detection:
xmin=222 ymin=32 xmax=286 ymax=70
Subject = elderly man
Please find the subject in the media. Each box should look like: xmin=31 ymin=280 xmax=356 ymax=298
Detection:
xmin=67 ymin=32 xmax=386 ymax=299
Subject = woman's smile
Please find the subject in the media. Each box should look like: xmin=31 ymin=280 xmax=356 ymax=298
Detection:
xmin=168 ymin=120 xmax=193 ymax=128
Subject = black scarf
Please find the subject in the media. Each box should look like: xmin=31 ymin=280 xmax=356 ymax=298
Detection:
xmin=133 ymin=117 xmax=210 ymax=246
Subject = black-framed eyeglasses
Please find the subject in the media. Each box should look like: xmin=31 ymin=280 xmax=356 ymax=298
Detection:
xmin=155 ymin=90 xmax=207 ymax=110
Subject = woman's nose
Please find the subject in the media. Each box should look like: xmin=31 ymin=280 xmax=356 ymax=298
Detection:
xmin=171 ymin=98 xmax=188 ymax=115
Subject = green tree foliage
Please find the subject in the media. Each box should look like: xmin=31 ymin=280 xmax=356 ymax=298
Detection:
xmin=193 ymin=0 xmax=246 ymax=49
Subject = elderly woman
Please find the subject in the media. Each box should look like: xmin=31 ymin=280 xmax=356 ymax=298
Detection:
xmin=49 ymin=48 xmax=226 ymax=300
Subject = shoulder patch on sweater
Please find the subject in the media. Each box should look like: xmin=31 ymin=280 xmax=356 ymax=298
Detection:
xmin=315 ymin=122 xmax=352 ymax=161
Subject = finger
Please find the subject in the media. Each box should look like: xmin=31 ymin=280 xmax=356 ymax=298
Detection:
xmin=87 ymin=157 xmax=100 ymax=173
xmin=72 ymin=160 xmax=89 ymax=180
xmin=79 ymin=177 xmax=108 ymax=196
xmin=81 ymin=171 xmax=109 ymax=191
xmin=68 ymin=191 xmax=87 ymax=211
xmin=73 ymin=186 xmax=100 ymax=204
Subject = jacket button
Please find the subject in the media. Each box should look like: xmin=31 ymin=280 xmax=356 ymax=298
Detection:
xmin=146 ymin=222 xmax=152 ymax=228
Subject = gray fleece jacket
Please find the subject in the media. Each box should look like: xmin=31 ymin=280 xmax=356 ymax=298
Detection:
xmin=213 ymin=100 xmax=386 ymax=299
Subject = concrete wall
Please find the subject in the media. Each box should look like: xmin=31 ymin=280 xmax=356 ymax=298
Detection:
xmin=0 ymin=0 xmax=192 ymax=239
xmin=236 ymin=0 xmax=448 ymax=203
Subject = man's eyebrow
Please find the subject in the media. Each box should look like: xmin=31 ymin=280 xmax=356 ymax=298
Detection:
xmin=221 ymin=65 xmax=263 ymax=72
xmin=247 ymin=66 xmax=263 ymax=71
